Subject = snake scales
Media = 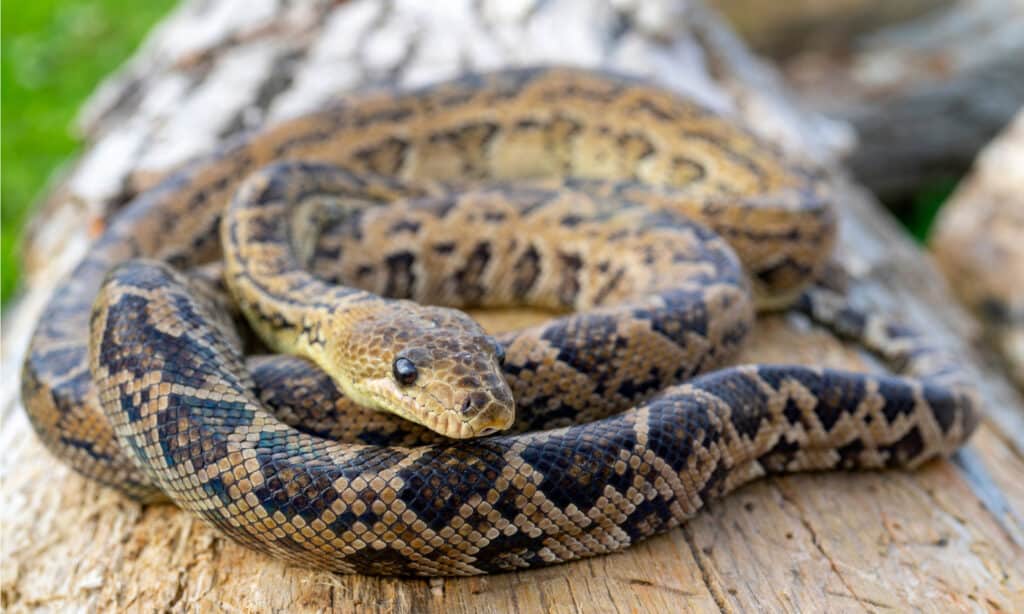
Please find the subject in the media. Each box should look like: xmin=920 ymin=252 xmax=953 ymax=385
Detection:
xmin=22 ymin=67 xmax=979 ymax=576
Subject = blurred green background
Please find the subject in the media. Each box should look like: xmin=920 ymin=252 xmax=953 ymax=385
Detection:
xmin=0 ymin=0 xmax=952 ymax=307
xmin=1 ymin=0 xmax=175 ymax=303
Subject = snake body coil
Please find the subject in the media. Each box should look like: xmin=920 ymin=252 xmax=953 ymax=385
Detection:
xmin=22 ymin=68 xmax=979 ymax=575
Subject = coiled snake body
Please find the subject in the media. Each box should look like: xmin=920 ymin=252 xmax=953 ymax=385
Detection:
xmin=22 ymin=68 xmax=979 ymax=575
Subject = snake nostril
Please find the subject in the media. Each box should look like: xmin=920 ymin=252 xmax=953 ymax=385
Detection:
xmin=460 ymin=396 xmax=474 ymax=415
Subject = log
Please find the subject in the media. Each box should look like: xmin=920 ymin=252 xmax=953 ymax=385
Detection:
xmin=838 ymin=52 xmax=1024 ymax=204
xmin=714 ymin=0 xmax=1024 ymax=204
xmin=2 ymin=1 xmax=1022 ymax=611
xmin=802 ymin=0 xmax=1024 ymax=203
xmin=711 ymin=0 xmax=952 ymax=59
xmin=931 ymin=110 xmax=1024 ymax=388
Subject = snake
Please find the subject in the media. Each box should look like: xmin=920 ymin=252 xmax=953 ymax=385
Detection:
xmin=21 ymin=67 xmax=980 ymax=576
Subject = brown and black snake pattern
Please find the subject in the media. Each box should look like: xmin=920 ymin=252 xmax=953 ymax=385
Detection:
xmin=21 ymin=68 xmax=980 ymax=575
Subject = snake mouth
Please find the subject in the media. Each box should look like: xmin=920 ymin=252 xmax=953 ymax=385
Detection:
xmin=413 ymin=389 xmax=515 ymax=439
xmin=458 ymin=402 xmax=515 ymax=438
xmin=355 ymin=378 xmax=515 ymax=439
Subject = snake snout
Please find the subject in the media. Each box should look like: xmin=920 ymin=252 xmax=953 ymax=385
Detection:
xmin=458 ymin=388 xmax=516 ymax=438
xmin=459 ymin=390 xmax=499 ymax=416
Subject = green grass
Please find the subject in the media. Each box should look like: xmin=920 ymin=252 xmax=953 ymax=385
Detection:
xmin=897 ymin=177 xmax=960 ymax=243
xmin=1 ymin=0 xmax=175 ymax=303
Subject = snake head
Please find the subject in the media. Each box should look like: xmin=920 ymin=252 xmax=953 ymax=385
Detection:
xmin=329 ymin=301 xmax=515 ymax=438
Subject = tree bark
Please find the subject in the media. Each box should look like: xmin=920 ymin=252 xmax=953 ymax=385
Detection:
xmin=838 ymin=52 xmax=1024 ymax=203
xmin=711 ymin=0 xmax=953 ymax=59
xmin=3 ymin=1 xmax=1022 ymax=611
xmin=770 ymin=0 xmax=1024 ymax=203
xmin=932 ymin=110 xmax=1024 ymax=389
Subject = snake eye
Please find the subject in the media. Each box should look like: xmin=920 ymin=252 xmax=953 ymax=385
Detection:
xmin=392 ymin=357 xmax=418 ymax=386
xmin=493 ymin=341 xmax=506 ymax=366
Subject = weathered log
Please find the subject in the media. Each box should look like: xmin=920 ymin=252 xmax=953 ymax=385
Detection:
xmin=932 ymin=110 xmax=1024 ymax=389
xmin=839 ymin=52 xmax=1024 ymax=203
xmin=711 ymin=0 xmax=952 ymax=58
xmin=3 ymin=1 xmax=1022 ymax=611
xmin=713 ymin=0 xmax=1024 ymax=203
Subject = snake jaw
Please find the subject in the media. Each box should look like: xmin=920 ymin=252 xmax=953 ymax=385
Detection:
xmin=345 ymin=375 xmax=514 ymax=439
xmin=445 ymin=389 xmax=516 ymax=438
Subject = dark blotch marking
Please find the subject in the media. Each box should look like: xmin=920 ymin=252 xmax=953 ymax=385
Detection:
xmin=557 ymin=251 xmax=583 ymax=307
xmin=512 ymin=245 xmax=541 ymax=299
xmin=389 ymin=219 xmax=421 ymax=234
xmin=632 ymin=288 xmax=709 ymax=346
xmin=396 ymin=443 xmax=505 ymax=533
xmin=483 ymin=209 xmax=506 ymax=223
xmin=889 ymin=427 xmax=925 ymax=465
xmin=432 ymin=241 xmax=456 ymax=255
xmin=520 ymin=422 xmax=639 ymax=512
xmin=670 ymin=156 xmax=706 ymax=184
xmin=453 ymin=242 xmax=492 ymax=304
xmin=615 ymin=366 xmax=665 ymax=400
xmin=628 ymin=98 xmax=679 ymax=122
xmin=384 ymin=251 xmax=416 ymax=298
xmin=836 ymin=439 xmax=865 ymax=468
xmin=695 ymin=374 xmax=769 ymax=440
xmin=923 ymin=384 xmax=958 ymax=434
xmin=877 ymin=377 xmax=917 ymax=424
xmin=353 ymin=137 xmax=409 ymax=175
xmin=815 ymin=372 xmax=866 ymax=432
